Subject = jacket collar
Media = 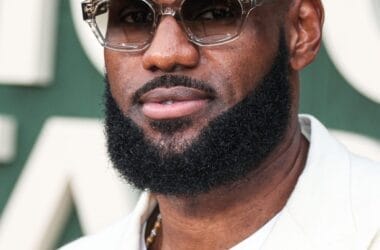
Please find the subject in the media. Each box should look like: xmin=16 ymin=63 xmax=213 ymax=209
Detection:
xmin=262 ymin=115 xmax=357 ymax=249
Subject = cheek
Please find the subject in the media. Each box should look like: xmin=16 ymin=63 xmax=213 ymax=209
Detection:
xmin=105 ymin=51 xmax=145 ymax=112
xmin=201 ymin=35 xmax=275 ymax=106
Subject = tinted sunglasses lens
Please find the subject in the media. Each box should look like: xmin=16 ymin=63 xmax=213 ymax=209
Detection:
xmin=97 ymin=0 xmax=155 ymax=50
xmin=181 ymin=0 xmax=243 ymax=44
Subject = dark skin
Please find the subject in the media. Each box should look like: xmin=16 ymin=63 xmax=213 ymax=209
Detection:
xmin=105 ymin=0 xmax=324 ymax=249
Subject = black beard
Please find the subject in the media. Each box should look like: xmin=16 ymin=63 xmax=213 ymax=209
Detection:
xmin=105 ymin=33 xmax=291 ymax=197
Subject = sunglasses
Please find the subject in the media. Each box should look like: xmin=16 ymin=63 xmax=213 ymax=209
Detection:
xmin=81 ymin=0 xmax=272 ymax=52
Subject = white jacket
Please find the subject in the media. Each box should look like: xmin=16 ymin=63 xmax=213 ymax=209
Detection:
xmin=60 ymin=115 xmax=380 ymax=250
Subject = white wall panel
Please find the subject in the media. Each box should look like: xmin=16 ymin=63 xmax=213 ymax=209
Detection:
xmin=0 ymin=0 xmax=58 ymax=85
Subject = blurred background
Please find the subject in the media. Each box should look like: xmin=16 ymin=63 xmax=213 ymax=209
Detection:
xmin=0 ymin=0 xmax=379 ymax=249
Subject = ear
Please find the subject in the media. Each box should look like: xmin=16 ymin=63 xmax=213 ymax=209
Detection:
xmin=287 ymin=0 xmax=324 ymax=70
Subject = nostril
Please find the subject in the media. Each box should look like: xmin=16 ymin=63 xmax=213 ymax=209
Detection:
xmin=156 ymin=62 xmax=177 ymax=72
xmin=148 ymin=65 xmax=160 ymax=72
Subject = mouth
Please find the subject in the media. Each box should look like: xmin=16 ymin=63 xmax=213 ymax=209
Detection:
xmin=139 ymin=86 xmax=213 ymax=120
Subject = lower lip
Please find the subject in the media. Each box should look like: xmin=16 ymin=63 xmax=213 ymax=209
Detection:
xmin=141 ymin=100 xmax=207 ymax=120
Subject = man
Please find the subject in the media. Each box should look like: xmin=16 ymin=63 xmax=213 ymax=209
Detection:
xmin=62 ymin=0 xmax=380 ymax=249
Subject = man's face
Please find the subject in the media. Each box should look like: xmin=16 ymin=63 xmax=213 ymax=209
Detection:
xmin=105 ymin=1 xmax=284 ymax=150
xmin=104 ymin=0 xmax=292 ymax=195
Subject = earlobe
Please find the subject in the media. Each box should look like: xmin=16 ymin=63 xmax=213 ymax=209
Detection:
xmin=288 ymin=0 xmax=324 ymax=70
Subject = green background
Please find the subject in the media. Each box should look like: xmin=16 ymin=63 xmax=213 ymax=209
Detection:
xmin=0 ymin=0 xmax=379 ymax=248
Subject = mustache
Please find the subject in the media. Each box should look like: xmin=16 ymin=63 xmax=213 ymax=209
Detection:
xmin=132 ymin=75 xmax=217 ymax=104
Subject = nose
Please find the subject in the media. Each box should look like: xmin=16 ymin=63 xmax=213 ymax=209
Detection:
xmin=142 ymin=16 xmax=200 ymax=72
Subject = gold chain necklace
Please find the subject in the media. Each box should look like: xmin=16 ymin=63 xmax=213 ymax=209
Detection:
xmin=145 ymin=213 xmax=162 ymax=248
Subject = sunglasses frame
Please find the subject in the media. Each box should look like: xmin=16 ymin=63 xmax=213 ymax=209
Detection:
xmin=81 ymin=0 xmax=269 ymax=52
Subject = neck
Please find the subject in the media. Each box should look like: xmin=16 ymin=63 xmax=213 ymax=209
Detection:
xmin=151 ymin=116 xmax=309 ymax=250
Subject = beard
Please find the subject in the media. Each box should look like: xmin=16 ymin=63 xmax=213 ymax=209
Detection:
xmin=105 ymin=33 xmax=291 ymax=197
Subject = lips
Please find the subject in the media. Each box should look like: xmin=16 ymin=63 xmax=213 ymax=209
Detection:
xmin=139 ymin=86 xmax=212 ymax=120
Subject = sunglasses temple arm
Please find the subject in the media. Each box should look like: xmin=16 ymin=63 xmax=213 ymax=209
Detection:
xmin=81 ymin=0 xmax=108 ymax=21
